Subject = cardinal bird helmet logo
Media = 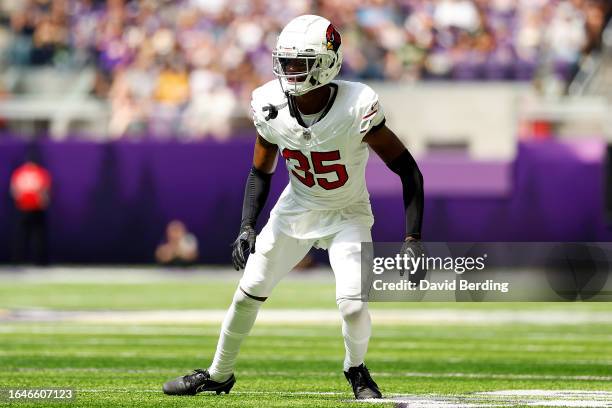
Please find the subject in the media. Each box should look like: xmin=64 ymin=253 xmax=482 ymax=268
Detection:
xmin=326 ymin=24 xmax=341 ymax=53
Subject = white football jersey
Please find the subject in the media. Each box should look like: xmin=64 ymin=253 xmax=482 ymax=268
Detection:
xmin=251 ymin=79 xmax=385 ymax=240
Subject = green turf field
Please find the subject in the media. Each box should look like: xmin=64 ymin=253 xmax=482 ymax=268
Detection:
xmin=1 ymin=268 xmax=611 ymax=407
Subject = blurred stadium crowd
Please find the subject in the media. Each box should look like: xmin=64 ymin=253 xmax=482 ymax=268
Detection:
xmin=0 ymin=0 xmax=610 ymax=139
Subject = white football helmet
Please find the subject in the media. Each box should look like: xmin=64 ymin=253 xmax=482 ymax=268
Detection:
xmin=272 ymin=15 xmax=343 ymax=96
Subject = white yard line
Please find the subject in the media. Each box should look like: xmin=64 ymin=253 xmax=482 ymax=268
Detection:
xmin=0 ymin=267 xmax=331 ymax=283
xmin=391 ymin=372 xmax=612 ymax=381
xmin=6 ymin=336 xmax=598 ymax=353
xmin=2 ymin=324 xmax=611 ymax=345
xmin=480 ymin=391 xmax=612 ymax=397
xmin=3 ymin=309 xmax=612 ymax=325
xmin=359 ymin=390 xmax=612 ymax=408
xmin=70 ymin=389 xmax=612 ymax=407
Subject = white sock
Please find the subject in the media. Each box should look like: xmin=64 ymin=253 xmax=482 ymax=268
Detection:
xmin=208 ymin=288 xmax=263 ymax=382
xmin=338 ymin=299 xmax=371 ymax=371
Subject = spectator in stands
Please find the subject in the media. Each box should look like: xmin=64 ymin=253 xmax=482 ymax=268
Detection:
xmin=155 ymin=220 xmax=199 ymax=266
xmin=10 ymin=153 xmax=52 ymax=265
xmin=182 ymin=68 xmax=237 ymax=140
xmin=150 ymin=58 xmax=190 ymax=137
xmin=583 ymin=1 xmax=607 ymax=52
xmin=434 ymin=0 xmax=481 ymax=32
xmin=7 ymin=6 xmax=34 ymax=66
xmin=546 ymin=1 xmax=588 ymax=64
xmin=0 ymin=0 xmax=610 ymax=138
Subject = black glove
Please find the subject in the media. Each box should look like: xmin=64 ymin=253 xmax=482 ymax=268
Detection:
xmin=231 ymin=225 xmax=256 ymax=270
xmin=400 ymin=239 xmax=427 ymax=285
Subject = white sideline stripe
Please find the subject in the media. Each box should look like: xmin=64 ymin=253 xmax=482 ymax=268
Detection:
xmin=395 ymin=372 xmax=612 ymax=381
xmin=357 ymin=390 xmax=612 ymax=408
xmin=72 ymin=389 xmax=612 ymax=407
xmin=357 ymin=399 xmax=612 ymax=408
xmin=2 ymin=325 xmax=611 ymax=343
xmin=481 ymin=390 xmax=612 ymax=397
xmin=6 ymin=336 xmax=601 ymax=353
xmin=524 ymin=403 xmax=611 ymax=407
xmin=71 ymin=389 xmax=612 ymax=396
xmin=9 ymin=327 xmax=607 ymax=342
xmin=0 ymin=267 xmax=327 ymax=283
xmin=8 ymin=367 xmax=612 ymax=382
xmin=357 ymin=398 xmax=483 ymax=408
xmin=4 ymin=309 xmax=612 ymax=324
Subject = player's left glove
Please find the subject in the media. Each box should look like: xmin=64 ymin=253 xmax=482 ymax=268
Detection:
xmin=231 ymin=225 xmax=256 ymax=271
xmin=400 ymin=238 xmax=427 ymax=284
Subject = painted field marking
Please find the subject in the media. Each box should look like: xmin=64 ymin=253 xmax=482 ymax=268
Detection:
xmin=68 ymin=389 xmax=612 ymax=407
xmin=3 ymin=309 xmax=612 ymax=325
xmin=6 ymin=336 xmax=599 ymax=354
xmin=356 ymin=390 xmax=612 ymax=408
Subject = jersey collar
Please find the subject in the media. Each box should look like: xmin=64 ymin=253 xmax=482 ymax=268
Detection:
xmin=289 ymin=82 xmax=338 ymax=129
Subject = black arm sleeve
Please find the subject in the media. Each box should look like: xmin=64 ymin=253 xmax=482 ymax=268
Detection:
xmin=387 ymin=149 xmax=424 ymax=239
xmin=240 ymin=166 xmax=273 ymax=230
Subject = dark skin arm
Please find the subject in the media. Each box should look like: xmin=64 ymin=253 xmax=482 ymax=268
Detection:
xmin=363 ymin=124 xmax=424 ymax=241
xmin=253 ymin=134 xmax=279 ymax=173
xmin=362 ymin=124 xmax=406 ymax=165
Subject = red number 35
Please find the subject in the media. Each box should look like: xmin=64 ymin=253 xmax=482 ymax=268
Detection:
xmin=282 ymin=149 xmax=349 ymax=190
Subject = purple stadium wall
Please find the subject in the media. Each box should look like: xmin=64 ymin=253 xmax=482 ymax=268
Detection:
xmin=0 ymin=136 xmax=610 ymax=264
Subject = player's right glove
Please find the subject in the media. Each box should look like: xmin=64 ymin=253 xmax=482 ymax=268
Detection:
xmin=231 ymin=225 xmax=256 ymax=271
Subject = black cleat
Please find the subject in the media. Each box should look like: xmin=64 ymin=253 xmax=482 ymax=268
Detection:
xmin=162 ymin=369 xmax=235 ymax=396
xmin=344 ymin=364 xmax=382 ymax=400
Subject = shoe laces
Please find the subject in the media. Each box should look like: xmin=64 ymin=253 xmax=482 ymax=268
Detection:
xmin=351 ymin=365 xmax=378 ymax=389
xmin=185 ymin=369 xmax=209 ymax=383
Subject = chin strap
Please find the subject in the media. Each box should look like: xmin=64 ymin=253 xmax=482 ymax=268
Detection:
xmin=262 ymin=90 xmax=300 ymax=121
xmin=285 ymin=91 xmax=299 ymax=119
xmin=262 ymin=81 xmax=293 ymax=121
xmin=262 ymin=99 xmax=288 ymax=121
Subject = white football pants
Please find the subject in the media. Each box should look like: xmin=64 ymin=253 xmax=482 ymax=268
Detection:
xmin=240 ymin=215 xmax=371 ymax=301
xmin=208 ymin=216 xmax=372 ymax=380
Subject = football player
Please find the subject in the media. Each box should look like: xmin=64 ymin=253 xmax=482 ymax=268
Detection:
xmin=163 ymin=14 xmax=424 ymax=400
